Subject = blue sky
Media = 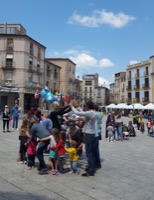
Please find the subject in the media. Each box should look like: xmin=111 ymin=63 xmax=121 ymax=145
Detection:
xmin=1 ymin=0 xmax=154 ymax=88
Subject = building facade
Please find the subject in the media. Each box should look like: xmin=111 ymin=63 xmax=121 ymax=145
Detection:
xmin=82 ymin=73 xmax=98 ymax=105
xmin=126 ymin=58 xmax=152 ymax=105
xmin=46 ymin=58 xmax=76 ymax=101
xmin=0 ymin=23 xmax=46 ymax=112
xmin=94 ymin=86 xmax=110 ymax=106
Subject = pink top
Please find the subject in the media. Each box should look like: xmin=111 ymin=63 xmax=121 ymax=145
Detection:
xmin=25 ymin=140 xmax=37 ymax=155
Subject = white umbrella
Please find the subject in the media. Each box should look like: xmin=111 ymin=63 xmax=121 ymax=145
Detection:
xmin=133 ymin=103 xmax=145 ymax=110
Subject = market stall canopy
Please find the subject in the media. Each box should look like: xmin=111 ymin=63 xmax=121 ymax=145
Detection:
xmin=143 ymin=103 xmax=154 ymax=110
xmin=132 ymin=103 xmax=145 ymax=110
xmin=115 ymin=103 xmax=129 ymax=109
xmin=106 ymin=103 xmax=117 ymax=108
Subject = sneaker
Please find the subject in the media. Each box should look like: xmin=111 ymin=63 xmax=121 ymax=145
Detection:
xmin=75 ymin=170 xmax=80 ymax=175
xmin=68 ymin=171 xmax=74 ymax=174
xmin=3 ymin=130 xmax=6 ymax=133
xmin=38 ymin=168 xmax=48 ymax=175
xmin=12 ymin=128 xmax=15 ymax=131
xmin=56 ymin=172 xmax=63 ymax=176
xmin=82 ymin=172 xmax=94 ymax=177
xmin=16 ymin=128 xmax=19 ymax=130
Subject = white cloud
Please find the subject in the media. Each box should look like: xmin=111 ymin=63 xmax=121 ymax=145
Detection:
xmin=99 ymin=58 xmax=114 ymax=67
xmin=68 ymin=9 xmax=136 ymax=28
xmin=49 ymin=47 xmax=114 ymax=68
xmin=99 ymin=77 xmax=110 ymax=89
xmin=129 ymin=60 xmax=140 ymax=65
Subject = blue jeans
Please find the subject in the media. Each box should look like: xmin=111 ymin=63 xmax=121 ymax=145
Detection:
xmin=70 ymin=161 xmax=78 ymax=173
xmin=94 ymin=136 xmax=101 ymax=167
xmin=116 ymin=125 xmax=123 ymax=140
xmin=36 ymin=141 xmax=49 ymax=169
xmin=12 ymin=117 xmax=19 ymax=129
xmin=84 ymin=133 xmax=96 ymax=174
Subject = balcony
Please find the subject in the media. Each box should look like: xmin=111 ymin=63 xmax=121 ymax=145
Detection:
xmin=133 ymin=98 xmax=140 ymax=103
xmin=135 ymin=73 xmax=139 ymax=79
xmin=144 ymin=71 xmax=149 ymax=77
xmin=142 ymin=97 xmax=150 ymax=104
xmin=126 ymin=98 xmax=132 ymax=104
xmin=28 ymin=64 xmax=36 ymax=72
xmin=142 ymin=84 xmax=150 ymax=90
xmin=126 ymin=86 xmax=132 ymax=91
xmin=37 ymin=67 xmax=44 ymax=75
xmin=127 ymin=75 xmax=131 ymax=80
xmin=6 ymin=45 xmax=14 ymax=52
xmin=133 ymin=85 xmax=140 ymax=90
xmin=1 ymin=80 xmax=15 ymax=87
xmin=2 ymin=61 xmax=15 ymax=70
xmin=25 ymin=81 xmax=44 ymax=89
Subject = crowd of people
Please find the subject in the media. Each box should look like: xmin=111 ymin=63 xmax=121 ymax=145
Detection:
xmin=2 ymin=102 xmax=154 ymax=178
xmin=16 ymin=100 xmax=103 ymax=177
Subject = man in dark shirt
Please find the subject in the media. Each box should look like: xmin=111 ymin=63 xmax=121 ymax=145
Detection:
xmin=48 ymin=102 xmax=71 ymax=131
xmin=30 ymin=122 xmax=50 ymax=175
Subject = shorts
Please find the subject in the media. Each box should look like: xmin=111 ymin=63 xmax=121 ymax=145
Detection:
xmin=49 ymin=150 xmax=57 ymax=159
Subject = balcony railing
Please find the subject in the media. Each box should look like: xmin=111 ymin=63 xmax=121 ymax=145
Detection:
xmin=126 ymin=98 xmax=132 ymax=104
xmin=127 ymin=75 xmax=131 ymax=80
xmin=25 ymin=81 xmax=44 ymax=89
xmin=142 ymin=97 xmax=150 ymax=104
xmin=6 ymin=45 xmax=14 ymax=52
xmin=144 ymin=71 xmax=149 ymax=77
xmin=2 ymin=61 xmax=15 ymax=70
xmin=133 ymin=85 xmax=140 ymax=90
xmin=126 ymin=86 xmax=132 ymax=91
xmin=135 ymin=73 xmax=139 ymax=79
xmin=133 ymin=98 xmax=140 ymax=103
xmin=1 ymin=80 xmax=15 ymax=87
xmin=142 ymin=84 xmax=150 ymax=89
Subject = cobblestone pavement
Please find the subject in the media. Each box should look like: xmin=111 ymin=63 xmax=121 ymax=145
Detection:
xmin=0 ymin=115 xmax=154 ymax=200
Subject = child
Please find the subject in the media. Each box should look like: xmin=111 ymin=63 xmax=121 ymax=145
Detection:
xmin=146 ymin=119 xmax=151 ymax=136
xmin=50 ymin=130 xmax=66 ymax=176
xmin=106 ymin=122 xmax=114 ymax=142
xmin=18 ymin=118 xmax=29 ymax=163
xmin=128 ymin=121 xmax=136 ymax=137
xmin=140 ymin=122 xmax=145 ymax=134
xmin=39 ymin=128 xmax=59 ymax=175
xmin=25 ymin=134 xmax=37 ymax=169
xmin=65 ymin=140 xmax=79 ymax=174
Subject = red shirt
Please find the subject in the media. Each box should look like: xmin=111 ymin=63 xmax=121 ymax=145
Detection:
xmin=50 ymin=139 xmax=65 ymax=155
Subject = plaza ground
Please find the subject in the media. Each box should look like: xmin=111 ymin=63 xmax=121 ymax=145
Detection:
xmin=0 ymin=115 xmax=154 ymax=200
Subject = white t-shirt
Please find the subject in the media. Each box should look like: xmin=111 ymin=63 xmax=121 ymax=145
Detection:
xmin=49 ymin=135 xmax=56 ymax=147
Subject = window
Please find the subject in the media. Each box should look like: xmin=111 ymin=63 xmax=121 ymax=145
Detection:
xmin=38 ymin=47 xmax=41 ymax=58
xmin=30 ymin=43 xmax=33 ymax=55
xmin=85 ymin=81 xmax=92 ymax=86
xmin=29 ymin=75 xmax=33 ymax=82
xmin=29 ymin=57 xmax=33 ymax=68
xmin=7 ymin=38 xmax=13 ymax=50
xmin=4 ymin=72 xmax=13 ymax=85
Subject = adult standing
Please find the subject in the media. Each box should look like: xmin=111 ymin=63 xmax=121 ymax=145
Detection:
xmin=48 ymin=102 xmax=71 ymax=131
xmin=70 ymin=101 xmax=97 ymax=177
xmin=10 ymin=104 xmax=20 ymax=130
xmin=94 ymin=105 xmax=102 ymax=169
xmin=2 ymin=105 xmax=11 ymax=132
xmin=115 ymin=114 xmax=123 ymax=141
xmin=29 ymin=121 xmax=50 ymax=175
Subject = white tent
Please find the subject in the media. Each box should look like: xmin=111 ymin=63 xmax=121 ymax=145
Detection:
xmin=132 ymin=103 xmax=145 ymax=110
xmin=143 ymin=103 xmax=154 ymax=110
xmin=115 ymin=103 xmax=129 ymax=109
xmin=106 ymin=103 xmax=117 ymax=109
